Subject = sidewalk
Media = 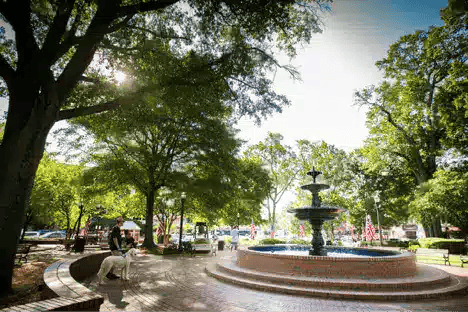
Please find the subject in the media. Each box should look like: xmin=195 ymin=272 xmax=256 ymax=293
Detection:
xmin=81 ymin=249 xmax=468 ymax=311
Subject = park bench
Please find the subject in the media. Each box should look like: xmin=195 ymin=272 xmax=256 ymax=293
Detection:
xmin=416 ymin=248 xmax=450 ymax=266
xmin=181 ymin=241 xmax=196 ymax=256
xmin=460 ymin=255 xmax=468 ymax=268
xmin=15 ymin=243 xmax=32 ymax=265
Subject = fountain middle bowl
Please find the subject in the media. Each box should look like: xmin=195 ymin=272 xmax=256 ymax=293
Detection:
xmin=287 ymin=206 xmax=345 ymax=221
xmin=236 ymin=244 xmax=417 ymax=278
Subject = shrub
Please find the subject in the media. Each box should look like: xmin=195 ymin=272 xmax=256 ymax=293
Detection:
xmin=397 ymin=241 xmax=409 ymax=248
xmin=417 ymin=238 xmax=464 ymax=248
xmin=359 ymin=241 xmax=380 ymax=247
xmin=259 ymin=238 xmax=286 ymax=245
xmin=289 ymin=239 xmax=310 ymax=245
xmin=193 ymin=238 xmax=210 ymax=244
xmin=240 ymin=238 xmax=258 ymax=246
xmin=385 ymin=240 xmax=400 ymax=247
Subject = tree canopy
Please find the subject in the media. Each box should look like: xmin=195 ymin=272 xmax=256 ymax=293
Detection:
xmin=0 ymin=0 xmax=332 ymax=294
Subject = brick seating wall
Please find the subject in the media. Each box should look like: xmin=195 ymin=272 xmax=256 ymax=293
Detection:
xmin=1 ymin=251 xmax=110 ymax=312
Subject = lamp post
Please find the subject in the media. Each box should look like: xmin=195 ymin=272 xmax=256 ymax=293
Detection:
xmin=178 ymin=192 xmax=186 ymax=252
xmin=374 ymin=193 xmax=383 ymax=246
xmin=237 ymin=212 xmax=240 ymax=228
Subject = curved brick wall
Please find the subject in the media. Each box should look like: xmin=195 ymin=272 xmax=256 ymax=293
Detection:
xmin=236 ymin=246 xmax=417 ymax=278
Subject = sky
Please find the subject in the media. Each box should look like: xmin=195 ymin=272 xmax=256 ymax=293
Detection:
xmin=235 ymin=0 xmax=448 ymax=151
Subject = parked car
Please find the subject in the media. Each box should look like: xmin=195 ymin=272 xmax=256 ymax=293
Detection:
xmin=40 ymin=231 xmax=66 ymax=239
xmin=24 ymin=231 xmax=41 ymax=239
xmin=38 ymin=229 xmax=54 ymax=235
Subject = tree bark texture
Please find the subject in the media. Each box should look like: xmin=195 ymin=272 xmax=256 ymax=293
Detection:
xmin=143 ymin=188 xmax=155 ymax=249
xmin=0 ymin=95 xmax=55 ymax=294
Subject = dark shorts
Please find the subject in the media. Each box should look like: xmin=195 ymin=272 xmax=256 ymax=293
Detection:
xmin=111 ymin=250 xmax=122 ymax=256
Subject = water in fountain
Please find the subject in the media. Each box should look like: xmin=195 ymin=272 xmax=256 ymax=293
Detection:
xmin=287 ymin=167 xmax=345 ymax=256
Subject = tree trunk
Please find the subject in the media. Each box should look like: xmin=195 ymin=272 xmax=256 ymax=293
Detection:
xmin=0 ymin=111 xmax=53 ymax=295
xmin=143 ymin=188 xmax=155 ymax=248
xmin=75 ymin=205 xmax=84 ymax=237
xmin=20 ymin=213 xmax=32 ymax=242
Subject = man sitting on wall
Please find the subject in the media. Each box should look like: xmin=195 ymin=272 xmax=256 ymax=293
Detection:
xmin=107 ymin=216 xmax=124 ymax=279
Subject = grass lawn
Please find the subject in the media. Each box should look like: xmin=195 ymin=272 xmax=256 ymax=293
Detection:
xmin=416 ymin=254 xmax=466 ymax=267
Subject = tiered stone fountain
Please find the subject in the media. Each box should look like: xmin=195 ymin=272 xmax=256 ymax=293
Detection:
xmin=287 ymin=167 xmax=345 ymax=256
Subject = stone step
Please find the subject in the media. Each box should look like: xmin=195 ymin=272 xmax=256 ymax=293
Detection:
xmin=216 ymin=261 xmax=453 ymax=291
xmin=206 ymin=262 xmax=468 ymax=301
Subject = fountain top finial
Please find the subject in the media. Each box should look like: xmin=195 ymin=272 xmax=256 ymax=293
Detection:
xmin=307 ymin=166 xmax=322 ymax=184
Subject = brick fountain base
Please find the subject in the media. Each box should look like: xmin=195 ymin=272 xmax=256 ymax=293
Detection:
xmin=206 ymin=245 xmax=468 ymax=301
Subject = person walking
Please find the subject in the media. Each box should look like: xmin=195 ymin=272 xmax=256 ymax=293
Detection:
xmin=107 ymin=216 xmax=124 ymax=279
xmin=230 ymin=225 xmax=239 ymax=251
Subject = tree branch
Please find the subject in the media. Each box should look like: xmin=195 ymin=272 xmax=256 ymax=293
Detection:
xmin=125 ymin=25 xmax=192 ymax=41
xmin=8 ymin=1 xmax=40 ymax=72
xmin=0 ymin=55 xmax=15 ymax=89
xmin=106 ymin=14 xmax=135 ymax=34
xmin=117 ymin=0 xmax=179 ymax=18
xmin=57 ymin=100 xmax=121 ymax=121
xmin=42 ymin=0 xmax=76 ymax=65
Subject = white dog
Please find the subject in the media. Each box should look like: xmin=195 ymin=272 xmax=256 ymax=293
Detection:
xmin=97 ymin=248 xmax=138 ymax=284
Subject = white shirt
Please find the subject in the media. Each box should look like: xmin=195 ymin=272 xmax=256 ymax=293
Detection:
xmin=231 ymin=229 xmax=239 ymax=243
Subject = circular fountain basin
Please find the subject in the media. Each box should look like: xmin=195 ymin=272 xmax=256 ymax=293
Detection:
xmin=236 ymin=245 xmax=417 ymax=278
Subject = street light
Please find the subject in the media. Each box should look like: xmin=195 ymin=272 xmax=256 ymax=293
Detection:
xmin=237 ymin=212 xmax=240 ymax=228
xmin=178 ymin=192 xmax=186 ymax=252
xmin=374 ymin=193 xmax=383 ymax=246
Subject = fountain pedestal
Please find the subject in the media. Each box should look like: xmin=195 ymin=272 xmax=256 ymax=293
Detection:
xmin=310 ymin=220 xmax=326 ymax=256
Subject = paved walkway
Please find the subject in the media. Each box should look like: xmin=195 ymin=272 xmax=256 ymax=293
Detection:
xmin=81 ymin=250 xmax=468 ymax=311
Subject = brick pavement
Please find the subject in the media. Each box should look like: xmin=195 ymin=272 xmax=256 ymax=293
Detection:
xmin=80 ymin=249 xmax=468 ymax=311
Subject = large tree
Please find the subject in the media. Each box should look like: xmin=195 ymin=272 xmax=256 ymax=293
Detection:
xmin=245 ymin=132 xmax=300 ymax=232
xmin=353 ymin=21 xmax=468 ymax=235
xmin=0 ymin=0 xmax=331 ymax=294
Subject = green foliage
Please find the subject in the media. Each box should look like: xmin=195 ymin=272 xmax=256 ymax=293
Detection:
xmin=353 ymin=22 xmax=468 ymax=231
xmin=259 ymin=238 xmax=286 ymax=245
xmin=289 ymin=239 xmax=310 ymax=245
xmin=30 ymin=154 xmax=83 ymax=230
xmin=189 ymin=154 xmax=271 ymax=227
xmin=359 ymin=241 xmax=381 ymax=247
xmin=239 ymin=238 xmax=257 ymax=246
xmin=193 ymin=238 xmax=210 ymax=245
xmin=245 ymin=132 xmax=300 ymax=230
xmin=417 ymin=238 xmax=465 ymax=249
xmin=410 ymin=169 xmax=468 ymax=233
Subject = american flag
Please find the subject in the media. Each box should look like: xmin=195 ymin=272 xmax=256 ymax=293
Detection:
xmin=350 ymin=224 xmax=355 ymax=240
xmin=365 ymin=215 xmax=377 ymax=241
xmin=270 ymin=231 xmax=275 ymax=238
xmin=299 ymin=224 xmax=305 ymax=237
xmin=250 ymin=221 xmax=256 ymax=240
xmin=155 ymin=222 xmax=164 ymax=236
